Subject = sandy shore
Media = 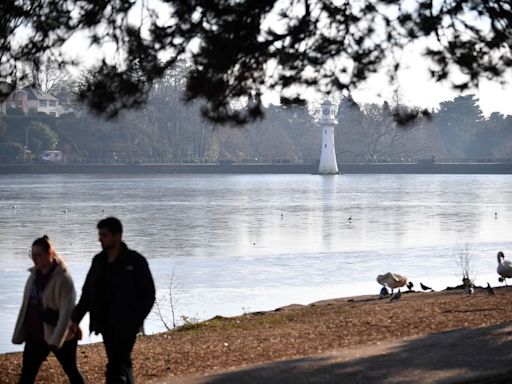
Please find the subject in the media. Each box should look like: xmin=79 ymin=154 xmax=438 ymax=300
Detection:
xmin=1 ymin=286 xmax=511 ymax=383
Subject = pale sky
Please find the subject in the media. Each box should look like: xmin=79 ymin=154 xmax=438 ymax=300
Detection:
xmin=55 ymin=2 xmax=512 ymax=118
xmin=348 ymin=43 xmax=512 ymax=117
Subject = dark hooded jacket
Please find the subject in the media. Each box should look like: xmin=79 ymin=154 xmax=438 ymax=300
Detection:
xmin=71 ymin=243 xmax=155 ymax=335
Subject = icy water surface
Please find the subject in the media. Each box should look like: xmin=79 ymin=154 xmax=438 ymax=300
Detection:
xmin=0 ymin=174 xmax=511 ymax=352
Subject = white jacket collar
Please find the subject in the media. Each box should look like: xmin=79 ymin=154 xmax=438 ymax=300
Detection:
xmin=28 ymin=262 xmax=67 ymax=276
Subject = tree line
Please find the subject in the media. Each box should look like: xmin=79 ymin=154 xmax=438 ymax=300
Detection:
xmin=337 ymin=94 xmax=512 ymax=163
xmin=1 ymin=65 xmax=511 ymax=164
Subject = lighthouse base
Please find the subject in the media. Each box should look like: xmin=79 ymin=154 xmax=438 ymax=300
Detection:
xmin=312 ymin=170 xmax=342 ymax=175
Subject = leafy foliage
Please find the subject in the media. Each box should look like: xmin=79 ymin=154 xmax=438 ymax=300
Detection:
xmin=435 ymin=95 xmax=484 ymax=157
xmin=1 ymin=113 xmax=59 ymax=154
xmin=1 ymin=0 xmax=511 ymax=124
xmin=0 ymin=142 xmax=23 ymax=162
xmin=26 ymin=121 xmax=58 ymax=152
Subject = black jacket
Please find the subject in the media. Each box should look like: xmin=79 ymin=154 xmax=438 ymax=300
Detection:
xmin=72 ymin=243 xmax=155 ymax=335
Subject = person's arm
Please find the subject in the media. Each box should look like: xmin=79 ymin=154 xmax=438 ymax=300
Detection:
xmin=134 ymin=256 xmax=156 ymax=327
xmin=48 ymin=274 xmax=76 ymax=349
xmin=12 ymin=276 xmax=34 ymax=345
xmin=71 ymin=260 xmax=96 ymax=326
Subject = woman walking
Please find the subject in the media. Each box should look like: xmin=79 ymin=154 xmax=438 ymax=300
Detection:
xmin=12 ymin=236 xmax=84 ymax=384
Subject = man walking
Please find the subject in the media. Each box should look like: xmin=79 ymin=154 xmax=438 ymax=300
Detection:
xmin=71 ymin=217 xmax=155 ymax=383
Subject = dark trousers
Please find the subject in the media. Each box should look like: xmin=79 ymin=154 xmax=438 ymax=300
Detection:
xmin=19 ymin=339 xmax=85 ymax=384
xmin=102 ymin=331 xmax=137 ymax=384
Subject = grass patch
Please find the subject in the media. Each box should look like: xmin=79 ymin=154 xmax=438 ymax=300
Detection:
xmin=172 ymin=310 xmax=304 ymax=333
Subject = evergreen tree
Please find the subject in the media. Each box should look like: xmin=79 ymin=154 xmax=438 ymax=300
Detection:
xmin=434 ymin=95 xmax=484 ymax=158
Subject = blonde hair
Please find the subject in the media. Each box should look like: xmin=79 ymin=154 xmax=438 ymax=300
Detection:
xmin=32 ymin=235 xmax=65 ymax=267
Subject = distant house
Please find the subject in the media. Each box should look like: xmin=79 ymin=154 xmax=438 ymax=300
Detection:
xmin=23 ymin=86 xmax=61 ymax=116
xmin=1 ymin=88 xmax=28 ymax=114
xmin=0 ymin=85 xmax=63 ymax=116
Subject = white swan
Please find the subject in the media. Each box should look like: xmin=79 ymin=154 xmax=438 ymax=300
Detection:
xmin=497 ymin=251 xmax=512 ymax=285
xmin=377 ymin=272 xmax=408 ymax=293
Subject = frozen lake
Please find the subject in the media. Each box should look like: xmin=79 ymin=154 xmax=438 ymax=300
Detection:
xmin=0 ymin=173 xmax=511 ymax=353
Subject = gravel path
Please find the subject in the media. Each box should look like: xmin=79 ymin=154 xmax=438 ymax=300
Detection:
xmin=158 ymin=323 xmax=512 ymax=384
xmin=1 ymin=286 xmax=511 ymax=383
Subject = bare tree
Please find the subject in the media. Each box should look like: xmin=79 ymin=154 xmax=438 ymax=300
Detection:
xmin=154 ymin=267 xmax=181 ymax=330
xmin=21 ymin=58 xmax=71 ymax=94
xmin=453 ymin=244 xmax=474 ymax=285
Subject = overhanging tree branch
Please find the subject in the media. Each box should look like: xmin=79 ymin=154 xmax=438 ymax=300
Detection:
xmin=1 ymin=0 xmax=511 ymax=124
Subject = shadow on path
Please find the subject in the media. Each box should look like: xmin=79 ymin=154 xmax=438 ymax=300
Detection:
xmin=171 ymin=323 xmax=512 ymax=384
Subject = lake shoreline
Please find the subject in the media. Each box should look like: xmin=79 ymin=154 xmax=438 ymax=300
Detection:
xmin=2 ymin=162 xmax=512 ymax=174
xmin=1 ymin=286 xmax=511 ymax=383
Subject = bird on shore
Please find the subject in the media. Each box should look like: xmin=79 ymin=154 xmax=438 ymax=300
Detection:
xmin=379 ymin=285 xmax=389 ymax=299
xmin=390 ymin=289 xmax=401 ymax=302
xmin=420 ymin=282 xmax=434 ymax=292
xmin=406 ymin=281 xmax=414 ymax=291
xmin=377 ymin=272 xmax=408 ymax=294
xmin=486 ymin=283 xmax=495 ymax=295
xmin=463 ymin=277 xmax=474 ymax=295
xmin=497 ymin=251 xmax=512 ymax=285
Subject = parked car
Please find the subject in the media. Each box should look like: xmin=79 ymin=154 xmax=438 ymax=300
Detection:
xmin=41 ymin=150 xmax=63 ymax=162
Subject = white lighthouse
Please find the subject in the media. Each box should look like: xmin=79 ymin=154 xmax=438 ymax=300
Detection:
xmin=318 ymin=100 xmax=339 ymax=175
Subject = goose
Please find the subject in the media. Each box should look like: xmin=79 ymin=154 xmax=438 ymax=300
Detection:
xmin=497 ymin=251 xmax=512 ymax=285
xmin=377 ymin=272 xmax=408 ymax=293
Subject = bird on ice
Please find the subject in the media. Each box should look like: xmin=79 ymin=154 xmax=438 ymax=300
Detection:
xmin=377 ymin=272 xmax=408 ymax=293
xmin=497 ymin=251 xmax=512 ymax=285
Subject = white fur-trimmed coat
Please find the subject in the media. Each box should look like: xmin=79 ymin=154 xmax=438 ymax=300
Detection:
xmin=12 ymin=263 xmax=76 ymax=348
